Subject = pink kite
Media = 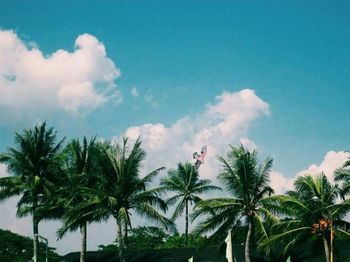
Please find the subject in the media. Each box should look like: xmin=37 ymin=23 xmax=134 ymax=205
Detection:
xmin=193 ymin=145 xmax=207 ymax=170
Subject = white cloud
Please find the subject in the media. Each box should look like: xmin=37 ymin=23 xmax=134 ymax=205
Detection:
xmin=130 ymin=86 xmax=139 ymax=97
xmin=270 ymin=171 xmax=294 ymax=195
xmin=270 ymin=151 xmax=350 ymax=195
xmin=0 ymin=30 xmax=121 ymax=119
xmin=296 ymin=151 xmax=350 ymax=182
xmin=239 ymin=138 xmax=258 ymax=151
xmin=120 ymin=89 xmax=269 ymax=236
xmin=124 ymin=89 xmax=270 ymax=179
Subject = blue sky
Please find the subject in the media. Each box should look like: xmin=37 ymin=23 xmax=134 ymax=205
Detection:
xmin=0 ymin=0 xmax=350 ymax=254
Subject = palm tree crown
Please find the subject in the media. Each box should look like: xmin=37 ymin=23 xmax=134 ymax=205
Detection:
xmin=335 ymin=156 xmax=350 ymax=198
xmin=66 ymin=137 xmax=174 ymax=262
xmin=160 ymin=162 xmax=221 ymax=246
xmin=193 ymin=145 xmax=274 ymax=262
xmin=262 ymin=173 xmax=350 ymax=262
xmin=0 ymin=122 xmax=64 ymax=262
xmin=55 ymin=136 xmax=100 ymax=262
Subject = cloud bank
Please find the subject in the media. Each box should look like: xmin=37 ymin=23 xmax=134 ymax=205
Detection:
xmin=271 ymin=151 xmax=350 ymax=194
xmin=0 ymin=30 xmax=121 ymax=119
xmin=125 ymin=89 xmax=270 ymax=179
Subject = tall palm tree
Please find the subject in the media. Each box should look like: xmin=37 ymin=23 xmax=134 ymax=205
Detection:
xmin=160 ymin=162 xmax=221 ymax=246
xmin=54 ymin=136 xmax=100 ymax=262
xmin=0 ymin=122 xmax=64 ymax=262
xmin=193 ymin=145 xmax=275 ymax=262
xmin=261 ymin=174 xmax=350 ymax=262
xmin=65 ymin=137 xmax=175 ymax=262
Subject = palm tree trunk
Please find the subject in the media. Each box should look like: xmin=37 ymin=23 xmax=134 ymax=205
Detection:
xmin=245 ymin=220 xmax=252 ymax=262
xmin=323 ymin=236 xmax=330 ymax=262
xmin=32 ymin=197 xmax=39 ymax=262
xmin=33 ymin=217 xmax=39 ymax=262
xmin=116 ymin=219 xmax=125 ymax=262
xmin=330 ymin=225 xmax=334 ymax=262
xmin=185 ymin=200 xmax=189 ymax=247
xmin=80 ymin=222 xmax=87 ymax=262
xmin=123 ymin=219 xmax=128 ymax=248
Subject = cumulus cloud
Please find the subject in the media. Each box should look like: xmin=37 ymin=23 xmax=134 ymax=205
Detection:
xmin=0 ymin=30 xmax=121 ymax=119
xmin=296 ymin=151 xmax=350 ymax=182
xmin=270 ymin=171 xmax=294 ymax=195
xmin=124 ymin=89 xmax=269 ymax=179
xmin=271 ymin=151 xmax=350 ymax=195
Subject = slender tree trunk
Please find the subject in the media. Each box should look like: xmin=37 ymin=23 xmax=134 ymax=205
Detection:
xmin=245 ymin=220 xmax=252 ymax=262
xmin=323 ymin=236 xmax=330 ymax=262
xmin=330 ymin=225 xmax=333 ymax=262
xmin=32 ymin=197 xmax=39 ymax=262
xmin=123 ymin=219 xmax=128 ymax=248
xmin=116 ymin=219 xmax=125 ymax=262
xmin=80 ymin=222 xmax=87 ymax=262
xmin=185 ymin=200 xmax=189 ymax=247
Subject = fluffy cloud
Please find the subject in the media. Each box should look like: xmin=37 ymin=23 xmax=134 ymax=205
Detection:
xmin=0 ymin=30 xmax=121 ymax=119
xmin=271 ymin=151 xmax=350 ymax=195
xmin=296 ymin=151 xmax=350 ymax=182
xmin=125 ymin=89 xmax=269 ymax=179
xmin=270 ymin=171 xmax=294 ymax=195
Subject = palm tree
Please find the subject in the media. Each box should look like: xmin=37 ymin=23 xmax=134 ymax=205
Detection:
xmin=335 ymin=156 xmax=350 ymax=198
xmin=262 ymin=173 xmax=350 ymax=262
xmin=65 ymin=137 xmax=175 ymax=262
xmin=160 ymin=162 xmax=221 ymax=246
xmin=0 ymin=122 xmax=64 ymax=262
xmin=192 ymin=145 xmax=275 ymax=262
xmin=54 ymin=136 xmax=101 ymax=262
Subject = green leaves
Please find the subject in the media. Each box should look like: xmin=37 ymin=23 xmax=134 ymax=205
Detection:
xmin=161 ymin=162 xmax=220 ymax=220
xmin=260 ymin=173 xmax=350 ymax=260
xmin=0 ymin=121 xmax=64 ymax=219
xmin=194 ymin=145 xmax=275 ymax=249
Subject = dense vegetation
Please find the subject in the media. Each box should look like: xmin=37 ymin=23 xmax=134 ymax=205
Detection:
xmin=0 ymin=229 xmax=60 ymax=262
xmin=1 ymin=122 xmax=350 ymax=262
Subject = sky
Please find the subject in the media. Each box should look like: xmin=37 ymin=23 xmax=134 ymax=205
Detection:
xmin=0 ymin=0 xmax=350 ymax=255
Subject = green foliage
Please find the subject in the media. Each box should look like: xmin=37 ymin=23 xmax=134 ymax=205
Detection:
xmin=0 ymin=122 xmax=65 ymax=261
xmin=98 ymin=226 xmax=213 ymax=251
xmin=98 ymin=243 xmax=119 ymax=252
xmin=56 ymin=136 xmax=102 ymax=237
xmin=160 ymin=162 xmax=220 ymax=246
xmin=161 ymin=162 xmax=221 ymax=221
xmin=0 ymin=229 xmax=60 ymax=261
xmin=128 ymin=226 xmax=169 ymax=249
xmin=335 ymin=156 xmax=350 ymax=198
xmin=261 ymin=173 xmax=350 ymax=260
xmin=193 ymin=145 xmax=275 ymax=242
xmin=159 ymin=233 xmax=209 ymax=249
xmin=0 ymin=122 xmax=65 ymax=218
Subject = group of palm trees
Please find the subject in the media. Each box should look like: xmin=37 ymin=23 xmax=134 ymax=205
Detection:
xmin=0 ymin=122 xmax=350 ymax=262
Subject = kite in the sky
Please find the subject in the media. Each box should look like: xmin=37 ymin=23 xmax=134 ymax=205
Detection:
xmin=193 ymin=145 xmax=207 ymax=170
